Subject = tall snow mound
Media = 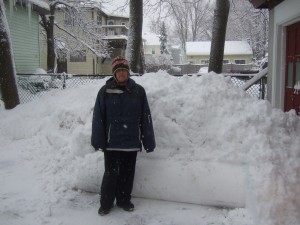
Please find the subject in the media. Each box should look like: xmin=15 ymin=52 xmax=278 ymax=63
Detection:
xmin=1 ymin=71 xmax=299 ymax=224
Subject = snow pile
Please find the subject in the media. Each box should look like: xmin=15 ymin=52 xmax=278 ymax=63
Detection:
xmin=0 ymin=99 xmax=4 ymax=111
xmin=1 ymin=71 xmax=300 ymax=224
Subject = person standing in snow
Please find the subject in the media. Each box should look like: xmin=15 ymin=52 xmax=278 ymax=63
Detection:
xmin=91 ymin=55 xmax=156 ymax=216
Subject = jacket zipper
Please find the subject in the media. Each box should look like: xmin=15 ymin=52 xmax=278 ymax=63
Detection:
xmin=138 ymin=125 xmax=141 ymax=141
xmin=107 ymin=124 xmax=111 ymax=143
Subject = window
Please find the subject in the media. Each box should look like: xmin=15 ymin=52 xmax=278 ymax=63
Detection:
xmin=97 ymin=14 xmax=102 ymax=25
xmin=223 ymin=60 xmax=230 ymax=64
xmin=108 ymin=28 xmax=115 ymax=35
xmin=152 ymin=49 xmax=155 ymax=54
xmin=234 ymin=60 xmax=246 ymax=64
xmin=287 ymin=62 xmax=293 ymax=87
xmin=57 ymin=49 xmax=67 ymax=62
xmin=296 ymin=62 xmax=300 ymax=84
xmin=107 ymin=20 xmax=114 ymax=25
xmin=70 ymin=50 xmax=86 ymax=62
xmin=121 ymin=28 xmax=127 ymax=35
xmin=201 ymin=60 xmax=209 ymax=65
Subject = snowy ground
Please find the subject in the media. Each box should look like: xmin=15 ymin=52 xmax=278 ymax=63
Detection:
xmin=1 ymin=71 xmax=300 ymax=225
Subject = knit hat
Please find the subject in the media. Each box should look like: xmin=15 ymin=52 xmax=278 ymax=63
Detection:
xmin=112 ymin=55 xmax=130 ymax=75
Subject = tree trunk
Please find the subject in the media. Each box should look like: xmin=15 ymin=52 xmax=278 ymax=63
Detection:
xmin=139 ymin=41 xmax=145 ymax=74
xmin=47 ymin=5 xmax=56 ymax=73
xmin=126 ymin=0 xmax=144 ymax=74
xmin=40 ymin=6 xmax=55 ymax=73
xmin=0 ymin=0 xmax=20 ymax=109
xmin=208 ymin=0 xmax=230 ymax=74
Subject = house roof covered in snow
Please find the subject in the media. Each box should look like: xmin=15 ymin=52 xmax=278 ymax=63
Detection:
xmin=27 ymin=0 xmax=49 ymax=14
xmin=186 ymin=41 xmax=253 ymax=56
xmin=12 ymin=0 xmax=49 ymax=14
xmin=101 ymin=2 xmax=129 ymax=19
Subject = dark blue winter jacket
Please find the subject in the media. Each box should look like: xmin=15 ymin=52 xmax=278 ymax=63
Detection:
xmin=91 ymin=77 xmax=156 ymax=152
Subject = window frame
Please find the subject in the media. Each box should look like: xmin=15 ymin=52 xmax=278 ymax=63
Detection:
xmin=70 ymin=50 xmax=87 ymax=62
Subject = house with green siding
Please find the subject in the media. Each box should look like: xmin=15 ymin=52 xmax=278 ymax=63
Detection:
xmin=4 ymin=0 xmax=49 ymax=73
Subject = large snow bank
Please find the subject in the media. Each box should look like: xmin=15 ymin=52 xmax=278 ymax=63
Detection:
xmin=0 ymin=71 xmax=299 ymax=224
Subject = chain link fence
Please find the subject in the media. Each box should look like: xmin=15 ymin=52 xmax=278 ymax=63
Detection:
xmin=230 ymin=75 xmax=267 ymax=99
xmin=16 ymin=74 xmax=108 ymax=104
xmin=14 ymin=73 xmax=267 ymax=104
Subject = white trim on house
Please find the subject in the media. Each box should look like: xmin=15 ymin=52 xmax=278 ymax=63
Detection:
xmin=267 ymin=0 xmax=300 ymax=110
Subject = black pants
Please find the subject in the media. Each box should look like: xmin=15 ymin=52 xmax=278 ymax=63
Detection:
xmin=100 ymin=151 xmax=138 ymax=209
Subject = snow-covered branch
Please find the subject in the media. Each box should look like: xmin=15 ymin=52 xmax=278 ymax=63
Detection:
xmin=54 ymin=22 xmax=110 ymax=57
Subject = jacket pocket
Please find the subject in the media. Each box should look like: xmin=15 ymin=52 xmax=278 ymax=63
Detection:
xmin=108 ymin=121 xmax=141 ymax=147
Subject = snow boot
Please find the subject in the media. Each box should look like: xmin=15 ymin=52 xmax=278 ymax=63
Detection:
xmin=117 ymin=202 xmax=134 ymax=212
xmin=98 ymin=206 xmax=111 ymax=216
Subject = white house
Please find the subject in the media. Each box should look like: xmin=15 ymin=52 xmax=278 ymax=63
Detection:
xmin=185 ymin=41 xmax=253 ymax=65
xmin=143 ymin=32 xmax=161 ymax=56
xmin=250 ymin=0 xmax=300 ymax=114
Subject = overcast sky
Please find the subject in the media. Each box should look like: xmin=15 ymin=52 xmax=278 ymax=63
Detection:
xmin=100 ymin=0 xmax=216 ymax=34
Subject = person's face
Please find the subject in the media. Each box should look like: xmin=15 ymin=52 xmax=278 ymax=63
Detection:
xmin=115 ymin=69 xmax=129 ymax=85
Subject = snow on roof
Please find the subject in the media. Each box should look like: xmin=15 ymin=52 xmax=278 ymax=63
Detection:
xmin=28 ymin=0 xmax=49 ymax=11
xmin=101 ymin=1 xmax=129 ymax=19
xmin=102 ymin=35 xmax=128 ymax=40
xmin=143 ymin=33 xmax=160 ymax=46
xmin=186 ymin=41 xmax=253 ymax=56
xmin=171 ymin=45 xmax=181 ymax=49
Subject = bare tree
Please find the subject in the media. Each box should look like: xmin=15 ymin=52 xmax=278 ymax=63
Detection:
xmin=39 ymin=0 xmax=110 ymax=73
xmin=208 ymin=0 xmax=230 ymax=73
xmin=0 ymin=0 xmax=20 ymax=109
xmin=227 ymin=0 xmax=268 ymax=60
xmin=188 ymin=0 xmax=213 ymax=41
xmin=146 ymin=0 xmax=268 ymax=62
xmin=159 ymin=22 xmax=168 ymax=54
xmin=126 ymin=0 xmax=144 ymax=74
xmin=170 ymin=1 xmax=190 ymax=52
xmin=145 ymin=0 xmax=214 ymax=52
xmin=40 ymin=3 xmax=56 ymax=73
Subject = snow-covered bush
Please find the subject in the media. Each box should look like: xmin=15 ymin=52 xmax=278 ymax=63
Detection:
xmin=145 ymin=54 xmax=173 ymax=72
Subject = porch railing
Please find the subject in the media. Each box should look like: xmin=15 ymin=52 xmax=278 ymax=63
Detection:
xmin=223 ymin=67 xmax=268 ymax=100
